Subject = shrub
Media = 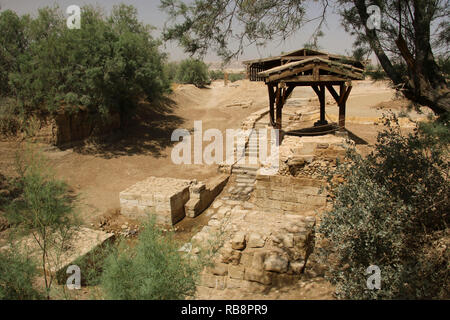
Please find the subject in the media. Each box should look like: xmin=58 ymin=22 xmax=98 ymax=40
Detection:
xmin=164 ymin=61 xmax=180 ymax=82
xmin=209 ymin=69 xmax=224 ymax=80
xmin=101 ymin=216 xmax=199 ymax=300
xmin=6 ymin=145 xmax=78 ymax=299
xmin=0 ymin=248 xmax=43 ymax=300
xmin=229 ymin=73 xmax=244 ymax=82
xmin=176 ymin=59 xmax=211 ymax=87
xmin=0 ymin=10 xmax=29 ymax=97
xmin=318 ymin=115 xmax=449 ymax=299
xmin=1 ymin=4 xmax=171 ymax=125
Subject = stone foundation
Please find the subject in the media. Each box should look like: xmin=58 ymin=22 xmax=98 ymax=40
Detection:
xmin=185 ymin=175 xmax=229 ymax=218
xmin=192 ymin=205 xmax=316 ymax=292
xmin=120 ymin=177 xmax=192 ymax=225
xmin=278 ymin=134 xmax=348 ymax=177
xmin=254 ymin=175 xmax=326 ymax=214
xmin=120 ymin=175 xmax=229 ymax=225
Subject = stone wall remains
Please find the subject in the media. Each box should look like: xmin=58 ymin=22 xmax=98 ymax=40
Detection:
xmin=254 ymin=175 xmax=327 ymax=214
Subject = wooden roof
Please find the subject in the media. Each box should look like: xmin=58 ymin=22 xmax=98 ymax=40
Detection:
xmin=258 ymin=56 xmax=364 ymax=84
xmin=243 ymin=48 xmax=365 ymax=82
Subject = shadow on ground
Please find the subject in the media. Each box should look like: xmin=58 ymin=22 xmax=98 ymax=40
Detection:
xmin=284 ymin=125 xmax=369 ymax=145
xmin=73 ymin=97 xmax=185 ymax=159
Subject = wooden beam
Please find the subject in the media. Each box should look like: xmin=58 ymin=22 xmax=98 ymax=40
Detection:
xmin=311 ymin=85 xmax=328 ymax=126
xmin=275 ymin=85 xmax=283 ymax=130
xmin=267 ymin=64 xmax=314 ymax=82
xmin=338 ymin=85 xmax=352 ymax=106
xmin=283 ymin=85 xmax=295 ymax=102
xmin=279 ymin=75 xmax=349 ymax=83
xmin=338 ymin=83 xmax=352 ymax=129
xmin=319 ymin=85 xmax=326 ymax=123
xmin=311 ymin=85 xmax=321 ymax=97
xmin=313 ymin=65 xmax=319 ymax=81
xmin=268 ymin=85 xmax=276 ymax=127
xmin=318 ymin=63 xmax=364 ymax=80
xmin=325 ymin=84 xmax=340 ymax=103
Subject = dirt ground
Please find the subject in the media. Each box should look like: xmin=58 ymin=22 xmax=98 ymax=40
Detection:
xmin=0 ymin=79 xmax=429 ymax=299
xmin=0 ymin=79 xmax=428 ymax=227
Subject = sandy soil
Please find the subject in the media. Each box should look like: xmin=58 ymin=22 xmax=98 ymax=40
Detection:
xmin=0 ymin=79 xmax=428 ymax=226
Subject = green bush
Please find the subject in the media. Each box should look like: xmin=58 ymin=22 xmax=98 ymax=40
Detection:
xmin=319 ymin=115 xmax=449 ymax=299
xmin=7 ymin=145 xmax=78 ymax=299
xmin=0 ymin=10 xmax=29 ymax=97
xmin=1 ymin=4 xmax=171 ymax=125
xmin=229 ymin=73 xmax=244 ymax=82
xmin=0 ymin=248 xmax=43 ymax=300
xmin=176 ymin=59 xmax=211 ymax=87
xmin=209 ymin=69 xmax=224 ymax=80
xmin=101 ymin=216 xmax=199 ymax=299
xmin=164 ymin=61 xmax=180 ymax=82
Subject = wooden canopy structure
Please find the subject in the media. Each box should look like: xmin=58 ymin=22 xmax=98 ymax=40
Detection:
xmin=243 ymin=48 xmax=365 ymax=131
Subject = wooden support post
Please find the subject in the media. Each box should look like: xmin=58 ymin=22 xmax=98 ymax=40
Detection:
xmin=339 ymin=83 xmax=345 ymax=129
xmin=313 ymin=85 xmax=328 ymax=126
xmin=275 ymin=85 xmax=283 ymax=130
xmin=268 ymin=85 xmax=276 ymax=127
xmin=319 ymin=84 xmax=326 ymax=123
xmin=338 ymin=83 xmax=352 ymax=130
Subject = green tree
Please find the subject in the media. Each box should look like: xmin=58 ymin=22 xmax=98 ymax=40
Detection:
xmin=101 ymin=216 xmax=199 ymax=300
xmin=6 ymin=146 xmax=78 ymax=299
xmin=161 ymin=0 xmax=449 ymax=119
xmin=0 ymin=248 xmax=44 ymax=300
xmin=0 ymin=10 xmax=30 ymax=96
xmin=318 ymin=115 xmax=449 ymax=299
xmin=164 ymin=61 xmax=180 ymax=82
xmin=176 ymin=58 xmax=211 ymax=87
xmin=209 ymin=69 xmax=225 ymax=81
xmin=2 ymin=4 xmax=171 ymax=125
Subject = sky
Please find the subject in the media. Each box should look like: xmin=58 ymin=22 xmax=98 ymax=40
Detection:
xmin=0 ymin=0 xmax=360 ymax=63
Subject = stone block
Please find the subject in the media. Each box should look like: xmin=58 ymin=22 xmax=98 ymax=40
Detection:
xmin=240 ymin=251 xmax=254 ymax=267
xmin=247 ymin=233 xmax=266 ymax=248
xmin=270 ymin=191 xmax=284 ymax=201
xmin=264 ymin=253 xmax=288 ymax=273
xmin=244 ymin=268 xmax=272 ymax=285
xmin=227 ymin=278 xmax=245 ymax=289
xmin=251 ymin=250 xmax=267 ymax=270
xmin=228 ymin=265 xmax=245 ymax=279
xmin=120 ymin=176 xmax=191 ymax=225
xmin=231 ymin=232 xmax=247 ymax=250
xmin=221 ymin=247 xmax=242 ymax=265
xmin=211 ymin=262 xmax=229 ymax=276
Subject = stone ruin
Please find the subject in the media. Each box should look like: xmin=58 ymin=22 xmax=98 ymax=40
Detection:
xmin=120 ymin=175 xmax=229 ymax=225
xmin=117 ymin=107 xmax=352 ymax=296
xmin=194 ymin=207 xmax=317 ymax=292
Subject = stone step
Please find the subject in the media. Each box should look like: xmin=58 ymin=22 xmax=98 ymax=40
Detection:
xmin=232 ymin=169 xmax=258 ymax=176
xmin=236 ymin=183 xmax=253 ymax=188
xmin=235 ymin=181 xmax=255 ymax=187
xmin=233 ymin=164 xmax=259 ymax=171
xmin=236 ymin=175 xmax=256 ymax=182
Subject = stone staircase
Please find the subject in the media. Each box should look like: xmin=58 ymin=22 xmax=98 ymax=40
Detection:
xmin=224 ymin=115 xmax=274 ymax=201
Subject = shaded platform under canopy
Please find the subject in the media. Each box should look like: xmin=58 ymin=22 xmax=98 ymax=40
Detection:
xmin=243 ymin=48 xmax=366 ymax=132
